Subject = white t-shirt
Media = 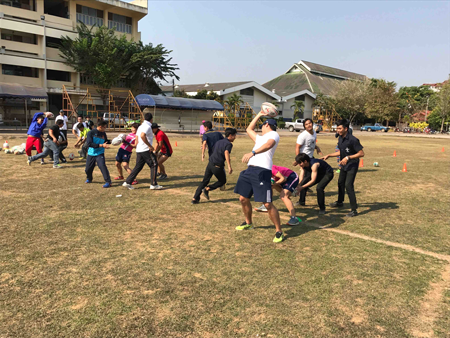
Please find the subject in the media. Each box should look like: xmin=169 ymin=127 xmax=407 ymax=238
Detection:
xmin=248 ymin=131 xmax=280 ymax=170
xmin=136 ymin=120 xmax=154 ymax=153
xmin=55 ymin=115 xmax=68 ymax=130
xmin=72 ymin=121 xmax=87 ymax=136
xmin=296 ymin=130 xmax=317 ymax=158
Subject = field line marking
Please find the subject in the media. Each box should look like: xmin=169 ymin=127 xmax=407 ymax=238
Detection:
xmin=409 ymin=264 xmax=450 ymax=337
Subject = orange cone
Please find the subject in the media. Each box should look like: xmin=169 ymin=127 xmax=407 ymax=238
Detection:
xmin=402 ymin=163 xmax=407 ymax=172
xmin=442 ymin=147 xmax=445 ymax=152
xmin=393 ymin=150 xmax=396 ymax=157
xmin=359 ymin=158 xmax=364 ymax=168
xmin=175 ymin=141 xmax=178 ymax=147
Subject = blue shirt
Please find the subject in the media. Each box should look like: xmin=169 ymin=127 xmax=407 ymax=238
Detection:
xmin=27 ymin=112 xmax=47 ymax=137
xmin=202 ymin=130 xmax=224 ymax=156
xmin=86 ymin=128 xmax=109 ymax=157
xmin=209 ymin=138 xmax=233 ymax=167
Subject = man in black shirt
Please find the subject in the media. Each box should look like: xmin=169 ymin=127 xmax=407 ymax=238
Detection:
xmin=192 ymin=128 xmax=237 ymax=204
xmin=294 ymin=153 xmax=334 ymax=214
xmin=323 ymin=119 xmax=364 ymax=217
xmin=201 ymin=121 xmax=224 ymax=161
xmin=27 ymin=119 xmax=64 ymax=169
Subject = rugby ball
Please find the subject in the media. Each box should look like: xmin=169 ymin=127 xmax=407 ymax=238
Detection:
xmin=44 ymin=112 xmax=54 ymax=118
xmin=69 ymin=153 xmax=75 ymax=161
xmin=111 ymin=134 xmax=124 ymax=146
xmin=261 ymin=102 xmax=278 ymax=117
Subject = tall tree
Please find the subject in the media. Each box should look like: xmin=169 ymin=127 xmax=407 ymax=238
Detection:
xmin=225 ymin=94 xmax=244 ymax=114
xmin=397 ymin=85 xmax=437 ymax=125
xmin=435 ymin=78 xmax=450 ymax=132
xmin=365 ymin=79 xmax=399 ymax=125
xmin=332 ymin=79 xmax=369 ymax=124
xmin=290 ymin=100 xmax=304 ymax=120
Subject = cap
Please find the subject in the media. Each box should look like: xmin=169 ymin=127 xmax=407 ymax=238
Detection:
xmin=151 ymin=123 xmax=161 ymax=129
xmin=202 ymin=120 xmax=206 ymax=123
xmin=263 ymin=119 xmax=277 ymax=126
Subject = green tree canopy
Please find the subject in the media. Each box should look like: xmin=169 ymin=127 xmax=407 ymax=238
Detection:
xmin=290 ymin=100 xmax=304 ymax=120
xmin=332 ymin=79 xmax=369 ymax=123
xmin=435 ymin=78 xmax=450 ymax=132
xmin=365 ymin=79 xmax=399 ymax=125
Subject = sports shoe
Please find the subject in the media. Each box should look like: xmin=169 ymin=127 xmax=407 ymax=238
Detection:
xmin=319 ymin=209 xmax=326 ymax=215
xmin=132 ymin=180 xmax=138 ymax=185
xmin=191 ymin=199 xmax=199 ymax=205
xmin=103 ymin=182 xmax=111 ymax=188
xmin=329 ymin=201 xmax=344 ymax=208
xmin=220 ymin=183 xmax=227 ymax=191
xmin=346 ymin=210 xmax=358 ymax=217
xmin=150 ymin=185 xmax=163 ymax=190
xmin=85 ymin=179 xmax=92 ymax=184
xmin=294 ymin=201 xmax=305 ymax=207
xmin=287 ymin=216 xmax=301 ymax=226
xmin=40 ymin=159 xmax=45 ymax=165
xmin=336 ymin=169 xmax=341 ymax=174
xmin=53 ymin=164 xmax=62 ymax=169
xmin=78 ymin=157 xmax=84 ymax=160
xmin=156 ymin=172 xmax=161 ymax=177
xmin=273 ymin=232 xmax=284 ymax=243
xmin=254 ymin=205 xmax=268 ymax=212
xmin=122 ymin=182 xmax=134 ymax=190
xmin=27 ymin=157 xmax=31 ymax=166
xmin=235 ymin=221 xmax=253 ymax=230
xmin=114 ymin=176 xmax=124 ymax=180
xmin=202 ymin=188 xmax=210 ymax=200
xmin=159 ymin=174 xmax=168 ymax=180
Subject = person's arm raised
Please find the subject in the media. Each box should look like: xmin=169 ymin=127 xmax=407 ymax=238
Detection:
xmin=246 ymin=111 xmax=264 ymax=142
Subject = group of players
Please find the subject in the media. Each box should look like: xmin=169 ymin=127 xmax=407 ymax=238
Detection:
xmin=24 ymin=109 xmax=364 ymax=243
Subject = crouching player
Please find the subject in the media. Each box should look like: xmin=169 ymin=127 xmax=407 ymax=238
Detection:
xmin=151 ymin=123 xmax=173 ymax=180
xmin=254 ymin=165 xmax=301 ymax=226
xmin=115 ymin=123 xmax=138 ymax=184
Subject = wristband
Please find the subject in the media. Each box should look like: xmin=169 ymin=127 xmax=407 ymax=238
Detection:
xmin=346 ymin=156 xmax=350 ymax=161
xmin=252 ymin=150 xmax=256 ymax=156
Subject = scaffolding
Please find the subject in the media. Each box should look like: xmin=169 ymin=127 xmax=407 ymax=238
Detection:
xmin=313 ymin=107 xmax=341 ymax=132
xmin=213 ymin=102 xmax=257 ymax=131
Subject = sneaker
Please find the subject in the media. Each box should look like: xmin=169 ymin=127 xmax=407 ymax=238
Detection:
xmin=273 ymin=232 xmax=284 ymax=243
xmin=114 ymin=176 xmax=124 ymax=180
xmin=53 ymin=164 xmax=62 ymax=169
xmin=220 ymin=183 xmax=227 ymax=191
xmin=235 ymin=221 xmax=253 ymax=230
xmin=329 ymin=201 xmax=344 ymax=208
xmin=156 ymin=172 xmax=161 ymax=177
xmin=103 ymin=182 xmax=111 ymax=188
xmin=132 ymin=180 xmax=138 ymax=185
xmin=27 ymin=157 xmax=31 ymax=166
xmin=150 ymin=185 xmax=163 ymax=190
xmin=336 ymin=169 xmax=341 ymax=174
xmin=294 ymin=201 xmax=305 ymax=207
xmin=287 ymin=216 xmax=301 ymax=226
xmin=254 ymin=205 xmax=268 ymax=212
xmin=159 ymin=174 xmax=168 ymax=180
xmin=61 ymin=159 xmax=67 ymax=163
xmin=85 ymin=179 xmax=92 ymax=184
xmin=40 ymin=160 xmax=45 ymax=165
xmin=78 ymin=157 xmax=84 ymax=160
xmin=319 ymin=209 xmax=326 ymax=215
xmin=191 ymin=199 xmax=200 ymax=205
xmin=346 ymin=210 xmax=358 ymax=217
xmin=122 ymin=182 xmax=134 ymax=190
xmin=202 ymin=188 xmax=210 ymax=200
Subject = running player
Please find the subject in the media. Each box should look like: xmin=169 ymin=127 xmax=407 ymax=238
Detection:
xmin=234 ymin=113 xmax=284 ymax=243
xmin=151 ymin=123 xmax=173 ymax=180
xmin=192 ymin=128 xmax=236 ymax=204
xmin=201 ymin=121 xmax=223 ymax=161
xmin=254 ymin=164 xmax=301 ymax=226
xmin=294 ymin=153 xmax=334 ymax=214
xmin=27 ymin=119 xmax=64 ymax=169
xmin=114 ymin=123 xmax=138 ymax=184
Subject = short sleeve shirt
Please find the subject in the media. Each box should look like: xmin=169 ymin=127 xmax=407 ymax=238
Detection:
xmin=338 ymin=133 xmax=363 ymax=171
xmin=209 ymin=138 xmax=233 ymax=167
xmin=136 ymin=121 xmax=153 ymax=153
xmin=47 ymin=125 xmax=61 ymax=141
xmin=248 ymin=131 xmax=280 ymax=170
xmin=296 ymin=130 xmax=317 ymax=158
xmin=73 ymin=122 xmax=87 ymax=136
xmin=79 ymin=128 xmax=89 ymax=139
xmin=203 ymin=131 xmax=224 ymax=156
xmin=55 ymin=115 xmax=68 ymax=130
xmin=120 ymin=132 xmax=136 ymax=152
xmin=271 ymin=165 xmax=294 ymax=182
xmin=155 ymin=130 xmax=173 ymax=155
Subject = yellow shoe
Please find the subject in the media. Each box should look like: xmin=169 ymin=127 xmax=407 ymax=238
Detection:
xmin=235 ymin=221 xmax=253 ymax=230
xmin=273 ymin=232 xmax=284 ymax=243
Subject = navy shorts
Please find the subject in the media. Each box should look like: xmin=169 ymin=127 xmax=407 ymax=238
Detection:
xmin=116 ymin=148 xmax=132 ymax=163
xmin=234 ymin=166 xmax=273 ymax=203
xmin=281 ymin=172 xmax=299 ymax=193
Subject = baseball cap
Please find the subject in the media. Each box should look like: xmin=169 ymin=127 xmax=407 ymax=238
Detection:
xmin=263 ymin=119 xmax=277 ymax=127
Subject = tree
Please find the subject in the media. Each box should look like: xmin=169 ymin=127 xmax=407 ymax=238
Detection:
xmin=435 ymin=78 xmax=450 ymax=132
xmin=365 ymin=79 xmax=399 ymax=126
xmin=206 ymin=91 xmax=222 ymax=103
xmin=332 ymin=79 xmax=369 ymax=124
xmin=290 ymin=100 xmax=304 ymax=120
xmin=173 ymin=89 xmax=189 ymax=98
xmin=397 ymin=85 xmax=437 ymax=125
xmin=225 ymin=94 xmax=244 ymax=114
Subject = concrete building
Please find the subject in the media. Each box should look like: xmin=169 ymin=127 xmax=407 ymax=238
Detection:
xmin=0 ymin=0 xmax=147 ymax=123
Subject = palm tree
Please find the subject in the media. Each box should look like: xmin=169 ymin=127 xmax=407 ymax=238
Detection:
xmin=291 ymin=100 xmax=304 ymax=120
xmin=225 ymin=93 xmax=244 ymax=114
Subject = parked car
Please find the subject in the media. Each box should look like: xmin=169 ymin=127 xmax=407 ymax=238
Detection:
xmin=285 ymin=119 xmax=305 ymax=132
xmin=360 ymin=123 xmax=389 ymax=132
xmin=103 ymin=113 xmax=129 ymax=127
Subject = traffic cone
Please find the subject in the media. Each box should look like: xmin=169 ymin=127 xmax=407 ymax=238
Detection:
xmin=442 ymin=147 xmax=445 ymax=152
xmin=359 ymin=158 xmax=364 ymax=167
xmin=402 ymin=163 xmax=407 ymax=172
xmin=175 ymin=141 xmax=178 ymax=147
xmin=393 ymin=150 xmax=397 ymax=157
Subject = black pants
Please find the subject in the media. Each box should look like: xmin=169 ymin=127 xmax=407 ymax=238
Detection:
xmin=193 ymin=162 xmax=227 ymax=201
xmin=126 ymin=151 xmax=158 ymax=185
xmin=338 ymin=167 xmax=358 ymax=210
xmin=85 ymin=154 xmax=111 ymax=183
xmin=299 ymin=169 xmax=312 ymax=202
xmin=300 ymin=172 xmax=334 ymax=210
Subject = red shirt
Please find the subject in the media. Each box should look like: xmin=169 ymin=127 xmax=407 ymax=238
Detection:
xmin=155 ymin=130 xmax=172 ymax=155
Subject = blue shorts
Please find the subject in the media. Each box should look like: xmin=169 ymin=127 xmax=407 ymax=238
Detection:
xmin=281 ymin=172 xmax=299 ymax=192
xmin=116 ymin=148 xmax=132 ymax=163
xmin=234 ymin=166 xmax=273 ymax=203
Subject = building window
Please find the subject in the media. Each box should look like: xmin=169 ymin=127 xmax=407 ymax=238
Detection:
xmin=46 ymin=36 xmax=63 ymax=49
xmin=47 ymin=70 xmax=70 ymax=82
xmin=240 ymin=88 xmax=254 ymax=96
xmin=1 ymin=29 xmax=37 ymax=44
xmin=44 ymin=0 xmax=69 ymax=19
xmin=294 ymin=95 xmax=305 ymax=101
xmin=278 ymin=111 xmax=283 ymax=116
xmin=1 ymin=0 xmax=35 ymax=11
xmin=108 ymin=13 xmax=132 ymax=34
xmin=2 ymin=64 xmax=38 ymax=78
xmin=76 ymin=5 xmax=104 ymax=26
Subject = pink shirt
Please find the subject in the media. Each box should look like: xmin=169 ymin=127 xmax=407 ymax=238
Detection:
xmin=271 ymin=165 xmax=294 ymax=182
xmin=120 ymin=133 xmax=136 ymax=152
xmin=199 ymin=125 xmax=205 ymax=135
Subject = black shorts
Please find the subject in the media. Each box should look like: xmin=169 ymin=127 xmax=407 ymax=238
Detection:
xmin=160 ymin=152 xmax=172 ymax=158
xmin=234 ymin=166 xmax=273 ymax=203
xmin=281 ymin=172 xmax=299 ymax=192
xmin=116 ymin=148 xmax=132 ymax=163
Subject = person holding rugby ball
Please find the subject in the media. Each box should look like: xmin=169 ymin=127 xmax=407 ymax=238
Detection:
xmin=114 ymin=123 xmax=139 ymax=184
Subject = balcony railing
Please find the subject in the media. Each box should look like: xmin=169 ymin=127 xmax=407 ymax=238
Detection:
xmin=108 ymin=21 xmax=132 ymax=34
xmin=76 ymin=13 xmax=103 ymax=27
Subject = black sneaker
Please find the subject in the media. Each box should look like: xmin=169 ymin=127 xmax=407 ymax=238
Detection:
xmin=202 ymin=188 xmax=210 ymax=200
xmin=191 ymin=199 xmax=199 ymax=205
xmin=156 ymin=173 xmax=161 ymax=177
xmin=346 ymin=210 xmax=358 ymax=217
xmin=319 ymin=209 xmax=326 ymax=215
xmin=329 ymin=201 xmax=344 ymax=207
xmin=295 ymin=201 xmax=305 ymax=207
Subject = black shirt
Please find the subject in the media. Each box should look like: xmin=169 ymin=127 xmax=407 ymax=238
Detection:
xmin=209 ymin=138 xmax=233 ymax=167
xmin=310 ymin=158 xmax=333 ymax=176
xmin=86 ymin=120 xmax=94 ymax=130
xmin=48 ymin=124 xmax=61 ymax=141
xmin=338 ymin=133 xmax=363 ymax=170
xmin=203 ymin=131 xmax=224 ymax=156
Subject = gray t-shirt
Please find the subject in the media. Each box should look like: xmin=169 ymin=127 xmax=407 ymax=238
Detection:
xmin=296 ymin=130 xmax=317 ymax=158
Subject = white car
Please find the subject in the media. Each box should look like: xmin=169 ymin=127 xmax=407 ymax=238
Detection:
xmin=103 ymin=113 xmax=128 ymax=127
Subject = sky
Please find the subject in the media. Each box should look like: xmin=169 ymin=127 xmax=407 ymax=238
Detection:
xmin=133 ymin=1 xmax=450 ymax=89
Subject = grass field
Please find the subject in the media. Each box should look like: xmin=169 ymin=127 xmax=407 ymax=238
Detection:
xmin=0 ymin=133 xmax=449 ymax=337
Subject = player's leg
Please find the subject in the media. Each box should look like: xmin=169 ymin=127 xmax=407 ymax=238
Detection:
xmin=47 ymin=141 xmax=60 ymax=167
xmin=316 ymin=172 xmax=334 ymax=214
xmin=115 ymin=161 xmax=123 ymax=178
xmin=207 ymin=165 xmax=227 ymax=191
xmin=344 ymin=167 xmax=358 ymax=216
xmin=297 ymin=169 xmax=311 ymax=206
xmin=234 ymin=169 xmax=254 ymax=229
xmin=158 ymin=154 xmax=169 ymax=176
xmin=330 ymin=170 xmax=346 ymax=207
xmin=125 ymin=152 xmax=146 ymax=186
xmin=239 ymin=196 xmax=253 ymax=227
xmin=85 ymin=155 xmax=96 ymax=183
xmin=25 ymin=137 xmax=34 ymax=156
xmin=147 ymin=152 xmax=159 ymax=187
xmin=192 ymin=163 xmax=214 ymax=203
xmin=28 ymin=141 xmax=51 ymax=165
xmin=281 ymin=189 xmax=301 ymax=226
xmin=95 ymin=154 xmax=112 ymax=187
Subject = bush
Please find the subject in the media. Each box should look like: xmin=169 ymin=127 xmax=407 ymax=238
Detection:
xmin=277 ymin=117 xmax=286 ymax=129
